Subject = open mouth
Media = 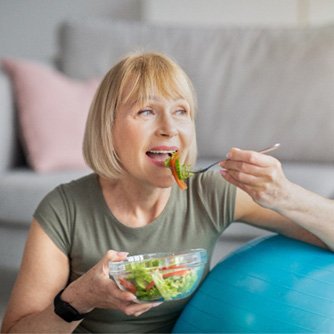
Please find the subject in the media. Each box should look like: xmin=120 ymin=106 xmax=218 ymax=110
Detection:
xmin=146 ymin=150 xmax=177 ymax=162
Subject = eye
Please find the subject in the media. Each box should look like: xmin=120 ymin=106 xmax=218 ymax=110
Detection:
xmin=174 ymin=108 xmax=188 ymax=117
xmin=138 ymin=109 xmax=154 ymax=117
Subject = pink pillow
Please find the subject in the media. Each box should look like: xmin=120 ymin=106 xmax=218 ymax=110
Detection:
xmin=1 ymin=58 xmax=100 ymax=172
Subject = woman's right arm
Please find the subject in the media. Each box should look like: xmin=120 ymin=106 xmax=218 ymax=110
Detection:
xmin=1 ymin=220 xmax=157 ymax=333
xmin=1 ymin=219 xmax=80 ymax=333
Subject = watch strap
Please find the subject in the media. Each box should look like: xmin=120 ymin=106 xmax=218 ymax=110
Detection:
xmin=54 ymin=288 xmax=89 ymax=323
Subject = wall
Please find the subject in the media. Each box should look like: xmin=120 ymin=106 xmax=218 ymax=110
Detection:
xmin=0 ymin=0 xmax=141 ymax=60
xmin=142 ymin=0 xmax=334 ymax=27
xmin=1 ymin=0 xmax=334 ymax=60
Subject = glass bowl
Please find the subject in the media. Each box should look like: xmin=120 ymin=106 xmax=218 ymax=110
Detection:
xmin=109 ymin=248 xmax=208 ymax=303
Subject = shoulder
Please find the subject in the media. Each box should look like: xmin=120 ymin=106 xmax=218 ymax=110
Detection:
xmin=183 ymin=171 xmax=237 ymax=230
xmin=188 ymin=171 xmax=235 ymax=196
xmin=187 ymin=171 xmax=237 ymax=213
xmin=36 ymin=173 xmax=97 ymax=214
xmin=33 ymin=173 xmax=98 ymax=253
xmin=57 ymin=173 xmax=97 ymax=195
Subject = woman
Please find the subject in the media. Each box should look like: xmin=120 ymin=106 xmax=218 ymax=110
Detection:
xmin=2 ymin=52 xmax=334 ymax=333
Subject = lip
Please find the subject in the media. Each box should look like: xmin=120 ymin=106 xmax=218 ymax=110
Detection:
xmin=149 ymin=159 xmax=167 ymax=167
xmin=146 ymin=145 xmax=179 ymax=167
xmin=148 ymin=145 xmax=179 ymax=152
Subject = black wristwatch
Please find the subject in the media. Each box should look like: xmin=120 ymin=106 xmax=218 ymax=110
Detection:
xmin=53 ymin=289 xmax=89 ymax=323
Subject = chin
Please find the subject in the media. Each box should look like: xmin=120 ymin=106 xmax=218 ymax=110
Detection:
xmin=150 ymin=177 xmax=174 ymax=189
xmin=151 ymin=180 xmax=172 ymax=189
xmin=159 ymin=183 xmax=173 ymax=189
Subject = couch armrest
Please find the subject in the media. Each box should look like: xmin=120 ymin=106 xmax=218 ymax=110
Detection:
xmin=0 ymin=69 xmax=19 ymax=172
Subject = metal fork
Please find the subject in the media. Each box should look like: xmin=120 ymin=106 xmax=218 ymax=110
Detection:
xmin=191 ymin=143 xmax=280 ymax=174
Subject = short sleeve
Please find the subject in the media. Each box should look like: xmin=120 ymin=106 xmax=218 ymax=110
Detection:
xmin=189 ymin=171 xmax=237 ymax=233
xmin=33 ymin=186 xmax=72 ymax=255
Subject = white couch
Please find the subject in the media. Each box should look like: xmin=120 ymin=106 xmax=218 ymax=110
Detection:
xmin=1 ymin=18 xmax=334 ymax=268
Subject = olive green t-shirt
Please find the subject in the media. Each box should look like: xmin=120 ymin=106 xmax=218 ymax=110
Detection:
xmin=34 ymin=171 xmax=236 ymax=333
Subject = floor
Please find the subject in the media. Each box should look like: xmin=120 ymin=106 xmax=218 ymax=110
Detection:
xmin=0 ymin=222 xmax=271 ymax=327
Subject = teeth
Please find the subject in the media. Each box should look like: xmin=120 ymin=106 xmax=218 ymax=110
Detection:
xmin=149 ymin=150 xmax=176 ymax=154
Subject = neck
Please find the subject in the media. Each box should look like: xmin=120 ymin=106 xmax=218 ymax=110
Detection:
xmin=99 ymin=176 xmax=172 ymax=228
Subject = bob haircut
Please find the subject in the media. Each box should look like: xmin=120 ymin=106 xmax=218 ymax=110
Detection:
xmin=83 ymin=52 xmax=198 ymax=180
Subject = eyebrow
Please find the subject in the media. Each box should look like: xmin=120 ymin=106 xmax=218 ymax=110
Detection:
xmin=127 ymin=95 xmax=187 ymax=106
xmin=144 ymin=96 xmax=187 ymax=104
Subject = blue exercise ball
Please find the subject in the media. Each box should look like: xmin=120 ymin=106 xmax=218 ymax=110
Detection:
xmin=173 ymin=235 xmax=334 ymax=333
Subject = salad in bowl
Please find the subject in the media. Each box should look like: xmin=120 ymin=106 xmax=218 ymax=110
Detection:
xmin=109 ymin=249 xmax=207 ymax=302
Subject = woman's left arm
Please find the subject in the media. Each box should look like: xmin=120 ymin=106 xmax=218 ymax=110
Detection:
xmin=220 ymin=147 xmax=334 ymax=251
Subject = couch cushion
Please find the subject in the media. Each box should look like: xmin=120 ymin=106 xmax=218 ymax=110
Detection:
xmin=0 ymin=169 xmax=89 ymax=226
xmin=0 ymin=70 xmax=18 ymax=172
xmin=58 ymin=19 xmax=334 ymax=163
xmin=1 ymin=58 xmax=99 ymax=172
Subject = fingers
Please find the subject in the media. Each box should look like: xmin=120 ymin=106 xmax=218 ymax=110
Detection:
xmin=106 ymin=284 xmax=161 ymax=317
xmin=104 ymin=250 xmax=129 ymax=262
xmin=225 ymin=147 xmax=276 ymax=167
xmin=102 ymin=250 xmax=163 ymax=316
xmin=110 ymin=284 xmax=162 ymax=316
xmin=221 ymin=149 xmax=279 ymax=186
xmin=73 ymin=249 xmax=163 ymax=317
xmin=220 ymin=147 xmax=284 ymax=207
xmin=222 ymin=159 xmax=265 ymax=180
xmin=108 ymin=281 xmax=137 ymax=302
xmin=221 ymin=161 xmax=277 ymax=187
xmin=220 ymin=168 xmax=257 ymax=190
xmin=101 ymin=250 xmax=129 ymax=276
xmin=123 ymin=301 xmax=162 ymax=317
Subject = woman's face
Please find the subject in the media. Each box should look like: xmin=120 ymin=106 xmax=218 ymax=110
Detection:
xmin=112 ymin=93 xmax=195 ymax=188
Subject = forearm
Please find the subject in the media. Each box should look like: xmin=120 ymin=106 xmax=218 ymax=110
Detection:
xmin=3 ymin=304 xmax=81 ymax=333
xmin=277 ymin=181 xmax=334 ymax=251
xmin=222 ymin=147 xmax=334 ymax=250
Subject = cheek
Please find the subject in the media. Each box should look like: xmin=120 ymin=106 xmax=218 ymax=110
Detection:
xmin=113 ymin=119 xmax=134 ymax=144
xmin=113 ymin=125 xmax=131 ymax=157
xmin=182 ymin=122 xmax=196 ymax=145
xmin=113 ymin=124 xmax=143 ymax=158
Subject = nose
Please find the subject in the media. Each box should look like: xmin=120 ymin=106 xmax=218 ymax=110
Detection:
xmin=157 ymin=114 xmax=178 ymax=137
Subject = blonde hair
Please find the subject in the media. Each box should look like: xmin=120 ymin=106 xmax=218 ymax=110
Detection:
xmin=83 ymin=52 xmax=198 ymax=179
